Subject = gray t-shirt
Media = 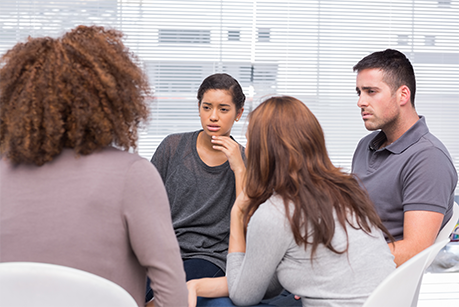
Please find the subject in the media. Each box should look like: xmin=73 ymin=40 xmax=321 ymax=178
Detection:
xmin=151 ymin=130 xmax=245 ymax=271
xmin=227 ymin=194 xmax=396 ymax=307
xmin=352 ymin=116 xmax=457 ymax=241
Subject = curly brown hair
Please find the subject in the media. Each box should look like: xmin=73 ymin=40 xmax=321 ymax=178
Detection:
xmin=0 ymin=25 xmax=150 ymax=166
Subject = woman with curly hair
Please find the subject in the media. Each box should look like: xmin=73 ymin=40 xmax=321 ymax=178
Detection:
xmin=0 ymin=25 xmax=187 ymax=307
xmin=187 ymin=96 xmax=396 ymax=307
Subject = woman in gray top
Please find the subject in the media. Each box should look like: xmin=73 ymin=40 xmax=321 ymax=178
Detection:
xmin=151 ymin=73 xmax=246 ymax=283
xmin=0 ymin=26 xmax=187 ymax=307
xmin=187 ymin=96 xmax=396 ymax=307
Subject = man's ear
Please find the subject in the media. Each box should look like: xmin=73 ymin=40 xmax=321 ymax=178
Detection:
xmin=399 ymin=85 xmax=411 ymax=107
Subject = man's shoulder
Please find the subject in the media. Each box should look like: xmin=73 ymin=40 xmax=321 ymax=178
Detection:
xmin=399 ymin=116 xmax=450 ymax=156
xmin=401 ymin=128 xmax=454 ymax=168
xmin=419 ymin=132 xmax=453 ymax=157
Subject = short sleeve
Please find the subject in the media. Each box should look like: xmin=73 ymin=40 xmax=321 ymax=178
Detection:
xmin=402 ymin=146 xmax=457 ymax=214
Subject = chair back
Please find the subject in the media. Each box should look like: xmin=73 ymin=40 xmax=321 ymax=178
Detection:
xmin=409 ymin=202 xmax=459 ymax=307
xmin=435 ymin=202 xmax=459 ymax=244
xmin=0 ymin=262 xmax=138 ymax=307
xmin=362 ymin=238 xmax=450 ymax=307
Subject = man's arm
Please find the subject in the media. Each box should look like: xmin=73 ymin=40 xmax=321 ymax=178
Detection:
xmin=389 ymin=210 xmax=444 ymax=267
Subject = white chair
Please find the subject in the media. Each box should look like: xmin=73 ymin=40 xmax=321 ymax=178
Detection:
xmin=362 ymin=238 xmax=450 ymax=307
xmin=0 ymin=262 xmax=138 ymax=307
xmin=410 ymin=201 xmax=459 ymax=307
xmin=435 ymin=201 xmax=459 ymax=244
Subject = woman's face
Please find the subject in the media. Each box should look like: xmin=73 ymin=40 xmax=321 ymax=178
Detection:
xmin=198 ymin=89 xmax=243 ymax=138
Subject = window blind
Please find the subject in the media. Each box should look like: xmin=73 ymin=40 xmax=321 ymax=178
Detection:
xmin=1 ymin=0 xmax=458 ymax=193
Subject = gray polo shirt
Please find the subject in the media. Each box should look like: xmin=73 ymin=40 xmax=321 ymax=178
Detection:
xmin=352 ymin=116 xmax=457 ymax=241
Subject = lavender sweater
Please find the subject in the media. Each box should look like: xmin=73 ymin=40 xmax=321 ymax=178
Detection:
xmin=0 ymin=147 xmax=187 ymax=307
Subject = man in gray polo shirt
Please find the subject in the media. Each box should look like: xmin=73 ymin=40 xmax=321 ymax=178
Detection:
xmin=352 ymin=49 xmax=458 ymax=267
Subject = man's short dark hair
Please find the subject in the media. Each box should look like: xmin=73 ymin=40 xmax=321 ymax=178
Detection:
xmin=353 ymin=49 xmax=416 ymax=107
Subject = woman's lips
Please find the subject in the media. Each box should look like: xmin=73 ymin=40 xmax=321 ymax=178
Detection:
xmin=207 ymin=125 xmax=220 ymax=131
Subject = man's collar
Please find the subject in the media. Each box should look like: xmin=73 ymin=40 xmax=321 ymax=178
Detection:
xmin=369 ymin=116 xmax=429 ymax=153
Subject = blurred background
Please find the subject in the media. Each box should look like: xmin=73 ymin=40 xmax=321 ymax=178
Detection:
xmin=1 ymin=0 xmax=457 ymax=196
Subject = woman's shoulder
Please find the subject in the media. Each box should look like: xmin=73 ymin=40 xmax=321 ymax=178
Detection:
xmin=169 ymin=130 xmax=201 ymax=140
xmin=94 ymin=148 xmax=163 ymax=184
xmin=90 ymin=147 xmax=151 ymax=168
xmin=158 ymin=130 xmax=200 ymax=150
xmin=251 ymin=195 xmax=288 ymax=225
xmin=247 ymin=195 xmax=294 ymax=243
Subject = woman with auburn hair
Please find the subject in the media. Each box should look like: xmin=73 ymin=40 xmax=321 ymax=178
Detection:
xmin=187 ymin=96 xmax=395 ymax=307
xmin=0 ymin=25 xmax=187 ymax=307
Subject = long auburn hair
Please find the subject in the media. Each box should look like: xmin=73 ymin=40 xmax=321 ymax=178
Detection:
xmin=244 ymin=96 xmax=391 ymax=257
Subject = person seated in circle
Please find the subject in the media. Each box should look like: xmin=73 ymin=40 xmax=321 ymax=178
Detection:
xmin=150 ymin=73 xmax=246 ymax=281
xmin=187 ymin=96 xmax=396 ymax=307
xmin=0 ymin=25 xmax=187 ymax=307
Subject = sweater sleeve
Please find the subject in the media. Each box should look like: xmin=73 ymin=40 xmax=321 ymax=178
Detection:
xmin=150 ymin=136 xmax=172 ymax=182
xmin=122 ymin=158 xmax=188 ymax=307
xmin=226 ymin=198 xmax=290 ymax=306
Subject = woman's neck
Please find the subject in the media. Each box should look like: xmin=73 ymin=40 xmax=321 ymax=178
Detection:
xmin=196 ymin=131 xmax=228 ymax=166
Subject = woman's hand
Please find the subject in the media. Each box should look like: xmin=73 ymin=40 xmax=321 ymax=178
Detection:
xmin=211 ymin=135 xmax=246 ymax=196
xmin=187 ymin=280 xmax=198 ymax=307
xmin=186 ymin=277 xmax=229 ymax=307
xmin=211 ymin=136 xmax=245 ymax=176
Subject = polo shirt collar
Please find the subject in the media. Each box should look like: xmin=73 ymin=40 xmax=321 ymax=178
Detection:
xmin=369 ymin=116 xmax=429 ymax=154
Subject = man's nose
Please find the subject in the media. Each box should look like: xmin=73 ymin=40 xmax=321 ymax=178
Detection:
xmin=357 ymin=96 xmax=368 ymax=108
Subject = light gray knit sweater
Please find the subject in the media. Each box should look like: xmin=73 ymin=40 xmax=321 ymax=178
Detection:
xmin=227 ymin=194 xmax=396 ymax=307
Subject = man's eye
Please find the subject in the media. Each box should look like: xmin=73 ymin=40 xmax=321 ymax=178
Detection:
xmin=221 ymin=108 xmax=228 ymax=112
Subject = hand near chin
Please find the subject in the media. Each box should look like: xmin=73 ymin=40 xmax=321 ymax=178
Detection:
xmin=211 ymin=135 xmax=245 ymax=175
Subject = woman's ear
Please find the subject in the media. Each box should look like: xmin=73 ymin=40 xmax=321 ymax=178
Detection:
xmin=235 ymin=107 xmax=244 ymax=121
